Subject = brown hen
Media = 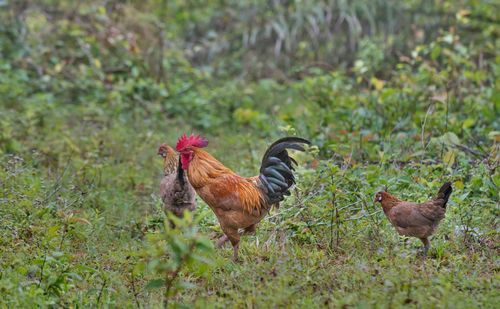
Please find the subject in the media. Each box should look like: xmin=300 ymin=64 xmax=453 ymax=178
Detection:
xmin=375 ymin=182 xmax=453 ymax=256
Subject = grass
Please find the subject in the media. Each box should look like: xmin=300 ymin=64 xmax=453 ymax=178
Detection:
xmin=1 ymin=136 xmax=498 ymax=307
xmin=0 ymin=0 xmax=498 ymax=307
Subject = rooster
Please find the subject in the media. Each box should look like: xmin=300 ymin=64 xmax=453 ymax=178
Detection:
xmin=176 ymin=134 xmax=310 ymax=260
xmin=157 ymin=144 xmax=196 ymax=218
xmin=375 ymin=182 xmax=453 ymax=256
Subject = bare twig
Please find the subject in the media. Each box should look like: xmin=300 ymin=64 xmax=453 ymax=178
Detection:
xmin=329 ymin=175 xmax=336 ymax=249
xmin=452 ymin=143 xmax=485 ymax=158
xmin=156 ymin=22 xmax=165 ymax=83
xmin=130 ymin=271 xmax=141 ymax=308
xmin=163 ymin=241 xmax=197 ymax=308
xmin=328 ymin=174 xmax=341 ymax=250
xmin=465 ymin=130 xmax=489 ymax=156
xmin=344 ymin=210 xmax=382 ymax=221
xmin=440 ymin=86 xmax=451 ymax=158
xmin=58 ymin=223 xmax=68 ymax=250
xmin=42 ymin=156 xmax=72 ymax=204
xmin=38 ymin=247 xmax=48 ymax=287
xmin=421 ymin=103 xmax=435 ymax=151
xmin=97 ymin=278 xmax=107 ymax=306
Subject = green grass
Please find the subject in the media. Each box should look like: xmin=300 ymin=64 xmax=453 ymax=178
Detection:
xmin=1 ymin=138 xmax=498 ymax=307
xmin=0 ymin=0 xmax=498 ymax=307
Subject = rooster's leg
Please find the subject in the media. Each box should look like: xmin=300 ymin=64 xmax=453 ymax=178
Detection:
xmin=243 ymin=224 xmax=256 ymax=235
xmin=420 ymin=238 xmax=430 ymax=257
xmin=232 ymin=243 xmax=240 ymax=261
xmin=216 ymin=224 xmax=255 ymax=250
xmin=216 ymin=225 xmax=253 ymax=248
xmin=216 ymin=235 xmax=228 ymax=248
xmin=223 ymin=228 xmax=241 ymax=262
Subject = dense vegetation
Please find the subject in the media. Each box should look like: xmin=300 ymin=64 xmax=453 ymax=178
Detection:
xmin=0 ymin=0 xmax=498 ymax=307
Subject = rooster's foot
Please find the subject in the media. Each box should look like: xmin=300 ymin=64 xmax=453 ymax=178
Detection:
xmin=216 ymin=235 xmax=229 ymax=248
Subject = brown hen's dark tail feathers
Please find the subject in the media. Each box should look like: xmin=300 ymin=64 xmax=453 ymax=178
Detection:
xmin=436 ymin=182 xmax=453 ymax=208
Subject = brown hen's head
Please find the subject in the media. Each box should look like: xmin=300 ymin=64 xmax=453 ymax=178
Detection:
xmin=374 ymin=191 xmax=394 ymax=203
xmin=374 ymin=190 xmax=401 ymax=212
xmin=375 ymin=191 xmax=401 ymax=213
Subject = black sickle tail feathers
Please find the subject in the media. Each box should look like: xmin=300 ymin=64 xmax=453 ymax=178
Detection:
xmin=436 ymin=182 xmax=453 ymax=208
xmin=258 ymin=137 xmax=310 ymax=204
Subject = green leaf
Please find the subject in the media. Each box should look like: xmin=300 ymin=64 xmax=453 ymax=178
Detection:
xmin=51 ymin=251 xmax=64 ymax=258
xmin=171 ymin=238 xmax=188 ymax=257
xmin=145 ymin=279 xmax=165 ymax=290
xmin=441 ymin=132 xmax=460 ymax=145
xmin=195 ymin=237 xmax=214 ymax=251
xmin=177 ymin=280 xmax=196 ymax=290
xmin=66 ymin=272 xmax=83 ymax=281
xmin=431 ymin=46 xmax=442 ymax=60
xmin=133 ymin=262 xmax=146 ymax=275
xmin=443 ymin=150 xmax=456 ymax=167
xmin=462 ymin=118 xmax=475 ymax=129
xmin=46 ymin=225 xmax=60 ymax=239
xmin=488 ymin=131 xmax=500 ymax=141
xmin=454 ymin=180 xmax=464 ymax=190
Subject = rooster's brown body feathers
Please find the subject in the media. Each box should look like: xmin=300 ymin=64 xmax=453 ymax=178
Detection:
xmin=182 ymin=137 xmax=310 ymax=260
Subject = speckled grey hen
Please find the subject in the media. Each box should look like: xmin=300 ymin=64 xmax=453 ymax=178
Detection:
xmin=157 ymin=144 xmax=196 ymax=218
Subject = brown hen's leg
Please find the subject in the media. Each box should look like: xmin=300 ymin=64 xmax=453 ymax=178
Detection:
xmin=420 ymin=238 xmax=430 ymax=257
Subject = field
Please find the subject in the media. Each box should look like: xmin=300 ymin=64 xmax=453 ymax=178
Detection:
xmin=0 ymin=1 xmax=498 ymax=307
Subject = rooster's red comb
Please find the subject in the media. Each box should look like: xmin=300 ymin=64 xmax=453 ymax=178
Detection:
xmin=176 ymin=134 xmax=208 ymax=151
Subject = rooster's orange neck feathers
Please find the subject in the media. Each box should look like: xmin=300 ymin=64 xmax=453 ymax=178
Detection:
xmin=186 ymin=149 xmax=233 ymax=187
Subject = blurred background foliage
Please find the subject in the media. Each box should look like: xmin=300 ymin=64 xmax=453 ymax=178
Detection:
xmin=0 ymin=0 xmax=498 ymax=159
xmin=0 ymin=0 xmax=499 ymax=307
